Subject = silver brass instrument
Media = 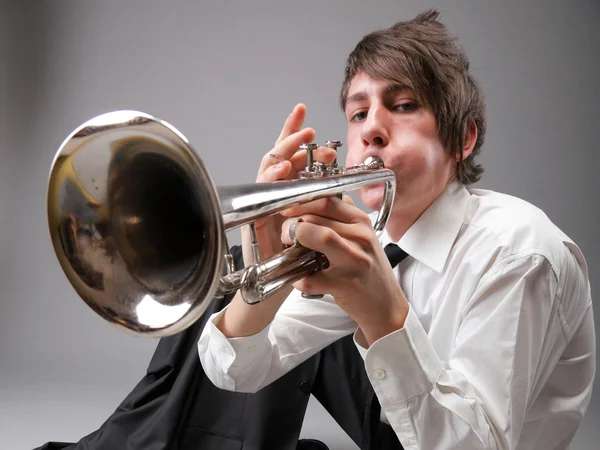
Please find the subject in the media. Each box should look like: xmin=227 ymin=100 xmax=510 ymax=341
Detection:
xmin=47 ymin=111 xmax=396 ymax=337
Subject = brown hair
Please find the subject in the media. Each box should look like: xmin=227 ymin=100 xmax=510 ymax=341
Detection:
xmin=340 ymin=9 xmax=486 ymax=185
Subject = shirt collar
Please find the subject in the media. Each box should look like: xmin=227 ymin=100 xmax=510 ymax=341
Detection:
xmin=379 ymin=181 xmax=471 ymax=273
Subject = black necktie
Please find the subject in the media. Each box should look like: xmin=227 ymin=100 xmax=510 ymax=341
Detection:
xmin=384 ymin=243 xmax=408 ymax=268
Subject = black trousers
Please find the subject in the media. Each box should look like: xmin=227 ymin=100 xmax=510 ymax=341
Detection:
xmin=35 ymin=246 xmax=403 ymax=450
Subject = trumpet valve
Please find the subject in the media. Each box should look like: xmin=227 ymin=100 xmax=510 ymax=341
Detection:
xmin=300 ymin=143 xmax=319 ymax=171
xmin=298 ymin=141 xmax=344 ymax=179
xmin=325 ymin=140 xmax=343 ymax=165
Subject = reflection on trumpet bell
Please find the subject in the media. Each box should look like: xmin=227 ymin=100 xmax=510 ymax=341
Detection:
xmin=47 ymin=110 xmax=396 ymax=338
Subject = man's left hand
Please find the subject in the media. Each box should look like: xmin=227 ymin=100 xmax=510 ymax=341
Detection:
xmin=280 ymin=195 xmax=409 ymax=346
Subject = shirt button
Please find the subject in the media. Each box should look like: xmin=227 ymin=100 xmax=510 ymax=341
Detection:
xmin=374 ymin=369 xmax=386 ymax=380
xmin=300 ymin=381 xmax=312 ymax=393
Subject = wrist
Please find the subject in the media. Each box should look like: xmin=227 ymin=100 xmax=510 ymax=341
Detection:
xmin=217 ymin=288 xmax=291 ymax=338
xmin=357 ymin=300 xmax=409 ymax=347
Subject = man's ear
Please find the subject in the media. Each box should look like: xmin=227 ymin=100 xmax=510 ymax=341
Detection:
xmin=456 ymin=116 xmax=477 ymax=161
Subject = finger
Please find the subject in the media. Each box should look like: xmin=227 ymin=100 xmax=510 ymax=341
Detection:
xmin=280 ymin=196 xmax=368 ymax=225
xmin=342 ymin=194 xmax=355 ymax=205
xmin=289 ymin=146 xmax=338 ymax=172
xmin=280 ymin=214 xmax=354 ymax=246
xmin=257 ymin=160 xmax=292 ymax=183
xmin=275 ymin=104 xmax=307 ymax=145
xmin=259 ymin=127 xmax=316 ymax=174
xmin=283 ymin=220 xmax=355 ymax=264
xmin=292 ymin=270 xmax=332 ymax=296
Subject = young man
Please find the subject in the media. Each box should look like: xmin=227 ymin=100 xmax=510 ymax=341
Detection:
xmin=199 ymin=9 xmax=596 ymax=450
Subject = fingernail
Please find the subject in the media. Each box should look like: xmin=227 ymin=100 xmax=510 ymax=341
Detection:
xmin=274 ymin=162 xmax=286 ymax=170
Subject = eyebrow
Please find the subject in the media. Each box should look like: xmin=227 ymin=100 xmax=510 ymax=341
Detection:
xmin=345 ymin=83 xmax=412 ymax=106
xmin=385 ymin=83 xmax=411 ymax=95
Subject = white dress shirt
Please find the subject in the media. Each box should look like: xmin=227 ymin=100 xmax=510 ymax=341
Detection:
xmin=198 ymin=181 xmax=596 ymax=450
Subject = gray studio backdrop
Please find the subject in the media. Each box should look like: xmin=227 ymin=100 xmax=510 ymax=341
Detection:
xmin=1 ymin=1 xmax=598 ymax=449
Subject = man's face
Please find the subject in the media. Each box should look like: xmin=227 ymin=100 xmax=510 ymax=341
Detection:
xmin=344 ymin=72 xmax=456 ymax=217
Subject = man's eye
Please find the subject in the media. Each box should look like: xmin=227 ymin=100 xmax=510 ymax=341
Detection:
xmin=351 ymin=111 xmax=368 ymax=122
xmin=395 ymin=103 xmax=417 ymax=112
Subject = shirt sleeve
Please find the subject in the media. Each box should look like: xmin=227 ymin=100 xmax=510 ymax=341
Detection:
xmin=356 ymin=251 xmax=584 ymax=450
xmin=198 ymin=290 xmax=357 ymax=393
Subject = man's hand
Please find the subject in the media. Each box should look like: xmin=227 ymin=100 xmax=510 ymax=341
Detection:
xmin=280 ymin=195 xmax=410 ymax=347
xmin=240 ymin=103 xmax=337 ymax=267
xmin=217 ymin=104 xmax=336 ymax=338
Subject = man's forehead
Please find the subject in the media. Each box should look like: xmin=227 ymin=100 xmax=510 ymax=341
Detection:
xmin=347 ymin=74 xmax=413 ymax=100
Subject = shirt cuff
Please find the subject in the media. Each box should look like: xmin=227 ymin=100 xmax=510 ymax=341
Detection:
xmin=203 ymin=307 xmax=273 ymax=371
xmin=360 ymin=305 xmax=442 ymax=407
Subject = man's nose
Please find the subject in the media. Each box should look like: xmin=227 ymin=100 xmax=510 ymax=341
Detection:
xmin=361 ymin=107 xmax=389 ymax=147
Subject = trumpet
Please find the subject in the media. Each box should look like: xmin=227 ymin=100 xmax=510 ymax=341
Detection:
xmin=47 ymin=111 xmax=395 ymax=337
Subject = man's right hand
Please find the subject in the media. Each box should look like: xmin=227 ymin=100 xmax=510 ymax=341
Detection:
xmin=217 ymin=104 xmax=336 ymax=338
xmin=240 ymin=103 xmax=336 ymax=267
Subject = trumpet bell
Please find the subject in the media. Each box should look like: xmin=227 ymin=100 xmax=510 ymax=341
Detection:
xmin=47 ymin=111 xmax=225 ymax=337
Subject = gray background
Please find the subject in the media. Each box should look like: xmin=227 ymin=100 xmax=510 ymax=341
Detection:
xmin=1 ymin=0 xmax=598 ymax=449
